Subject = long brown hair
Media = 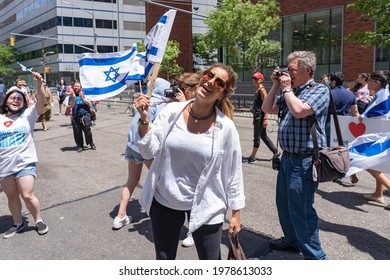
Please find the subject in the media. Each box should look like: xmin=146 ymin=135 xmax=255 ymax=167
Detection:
xmin=203 ymin=63 xmax=237 ymax=120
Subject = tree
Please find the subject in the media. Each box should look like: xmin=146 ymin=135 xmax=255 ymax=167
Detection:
xmin=346 ymin=0 xmax=390 ymax=48
xmin=0 ymin=43 xmax=17 ymax=76
xmin=137 ymin=40 xmax=183 ymax=80
xmin=197 ymin=0 xmax=281 ymax=72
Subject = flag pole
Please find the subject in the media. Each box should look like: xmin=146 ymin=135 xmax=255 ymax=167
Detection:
xmin=146 ymin=62 xmax=161 ymax=97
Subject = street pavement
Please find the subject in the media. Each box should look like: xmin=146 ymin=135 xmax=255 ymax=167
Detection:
xmin=0 ymin=101 xmax=389 ymax=260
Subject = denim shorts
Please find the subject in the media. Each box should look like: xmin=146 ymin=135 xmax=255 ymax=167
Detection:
xmin=1 ymin=163 xmax=37 ymax=180
xmin=124 ymin=145 xmax=147 ymax=164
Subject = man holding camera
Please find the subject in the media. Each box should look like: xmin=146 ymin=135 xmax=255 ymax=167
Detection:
xmin=262 ymin=51 xmax=329 ymax=260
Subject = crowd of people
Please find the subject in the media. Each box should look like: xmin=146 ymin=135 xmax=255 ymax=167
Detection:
xmin=0 ymin=53 xmax=388 ymax=260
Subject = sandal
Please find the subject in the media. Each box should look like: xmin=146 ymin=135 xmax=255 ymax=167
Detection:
xmin=363 ymin=194 xmax=385 ymax=204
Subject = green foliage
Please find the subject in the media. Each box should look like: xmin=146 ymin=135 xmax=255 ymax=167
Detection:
xmin=346 ymin=0 xmax=390 ymax=48
xmin=193 ymin=34 xmax=218 ymax=69
xmin=159 ymin=40 xmax=183 ymax=80
xmin=197 ymin=0 xmax=281 ymax=72
xmin=0 ymin=43 xmax=17 ymax=76
xmin=136 ymin=40 xmax=182 ymax=79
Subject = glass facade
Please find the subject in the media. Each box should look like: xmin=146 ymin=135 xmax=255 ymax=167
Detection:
xmin=281 ymin=7 xmax=343 ymax=80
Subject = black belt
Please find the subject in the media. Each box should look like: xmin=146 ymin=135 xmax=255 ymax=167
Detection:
xmin=282 ymin=151 xmax=313 ymax=158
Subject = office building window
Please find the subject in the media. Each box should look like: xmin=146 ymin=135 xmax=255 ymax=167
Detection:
xmin=96 ymin=19 xmax=117 ymax=29
xmin=123 ymin=21 xmax=145 ymax=31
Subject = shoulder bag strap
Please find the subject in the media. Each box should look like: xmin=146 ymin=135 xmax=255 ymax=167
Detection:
xmin=310 ymin=85 xmax=345 ymax=161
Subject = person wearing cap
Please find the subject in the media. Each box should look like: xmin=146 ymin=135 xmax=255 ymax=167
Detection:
xmin=0 ymin=71 xmax=49 ymax=239
xmin=243 ymin=72 xmax=278 ymax=164
xmin=112 ymin=77 xmax=170 ymax=230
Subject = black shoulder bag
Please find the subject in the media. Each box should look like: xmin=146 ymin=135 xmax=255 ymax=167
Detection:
xmin=310 ymin=89 xmax=350 ymax=182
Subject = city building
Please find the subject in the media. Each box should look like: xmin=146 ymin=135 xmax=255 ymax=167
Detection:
xmin=0 ymin=0 xmax=388 ymax=88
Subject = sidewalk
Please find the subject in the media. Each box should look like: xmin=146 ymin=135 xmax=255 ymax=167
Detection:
xmin=0 ymin=102 xmax=389 ymax=260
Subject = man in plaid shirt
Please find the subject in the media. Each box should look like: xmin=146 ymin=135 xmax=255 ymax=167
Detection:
xmin=262 ymin=51 xmax=329 ymax=260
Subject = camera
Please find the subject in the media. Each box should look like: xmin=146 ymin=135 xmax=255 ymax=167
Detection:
xmin=272 ymin=153 xmax=281 ymax=170
xmin=276 ymin=67 xmax=288 ymax=77
xmin=164 ymin=85 xmax=179 ymax=98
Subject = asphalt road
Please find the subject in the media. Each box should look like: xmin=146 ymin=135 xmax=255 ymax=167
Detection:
xmin=0 ymin=101 xmax=389 ymax=260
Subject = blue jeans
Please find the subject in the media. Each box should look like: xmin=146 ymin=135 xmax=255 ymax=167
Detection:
xmin=276 ymin=154 xmax=327 ymax=260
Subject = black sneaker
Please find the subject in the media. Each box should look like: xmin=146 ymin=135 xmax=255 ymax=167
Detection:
xmin=77 ymin=146 xmax=83 ymax=153
xmin=3 ymin=223 xmax=25 ymax=239
xmin=90 ymin=143 xmax=96 ymax=150
xmin=36 ymin=221 xmax=49 ymax=235
xmin=248 ymin=156 xmax=257 ymax=164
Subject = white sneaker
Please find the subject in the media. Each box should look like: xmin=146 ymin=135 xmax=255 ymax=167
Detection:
xmin=113 ymin=215 xmax=132 ymax=229
xmin=182 ymin=234 xmax=194 ymax=247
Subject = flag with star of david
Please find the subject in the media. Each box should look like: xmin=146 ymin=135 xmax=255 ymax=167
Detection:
xmin=78 ymin=9 xmax=177 ymax=100
xmin=78 ymin=44 xmax=152 ymax=100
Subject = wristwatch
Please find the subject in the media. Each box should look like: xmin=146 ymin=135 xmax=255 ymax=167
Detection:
xmin=138 ymin=118 xmax=150 ymax=125
xmin=282 ymin=88 xmax=293 ymax=94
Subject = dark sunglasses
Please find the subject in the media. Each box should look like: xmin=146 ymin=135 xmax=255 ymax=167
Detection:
xmin=203 ymin=71 xmax=227 ymax=90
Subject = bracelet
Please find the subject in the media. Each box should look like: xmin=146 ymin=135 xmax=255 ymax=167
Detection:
xmin=137 ymin=118 xmax=150 ymax=125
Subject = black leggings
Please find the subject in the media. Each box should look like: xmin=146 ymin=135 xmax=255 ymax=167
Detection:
xmin=253 ymin=117 xmax=277 ymax=153
xmin=150 ymin=198 xmax=222 ymax=260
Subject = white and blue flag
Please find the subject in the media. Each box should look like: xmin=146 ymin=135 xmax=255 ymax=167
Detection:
xmin=78 ymin=9 xmax=176 ymax=100
xmin=347 ymin=132 xmax=390 ymax=175
xmin=361 ymin=86 xmax=390 ymax=119
xmin=78 ymin=45 xmax=153 ymax=100
xmin=17 ymin=62 xmax=33 ymax=72
xmin=144 ymin=9 xmax=176 ymax=63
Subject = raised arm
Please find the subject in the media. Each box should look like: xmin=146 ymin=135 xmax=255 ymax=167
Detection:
xmin=33 ymin=72 xmax=45 ymax=115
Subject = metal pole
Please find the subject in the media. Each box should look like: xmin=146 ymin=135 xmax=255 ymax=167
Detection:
xmin=92 ymin=12 xmax=97 ymax=53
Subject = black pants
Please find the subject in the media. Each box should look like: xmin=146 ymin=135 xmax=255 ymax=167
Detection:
xmin=72 ymin=115 xmax=93 ymax=148
xmin=150 ymin=198 xmax=222 ymax=260
xmin=253 ymin=117 xmax=277 ymax=153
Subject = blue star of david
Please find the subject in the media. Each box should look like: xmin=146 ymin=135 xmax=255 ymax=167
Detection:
xmin=104 ymin=67 xmax=120 ymax=83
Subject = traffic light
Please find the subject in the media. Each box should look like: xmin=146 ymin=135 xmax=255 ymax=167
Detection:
xmin=10 ymin=35 xmax=14 ymax=47
xmin=44 ymin=67 xmax=51 ymax=73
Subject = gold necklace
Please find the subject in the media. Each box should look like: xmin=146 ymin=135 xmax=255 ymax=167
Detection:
xmin=188 ymin=104 xmax=215 ymax=123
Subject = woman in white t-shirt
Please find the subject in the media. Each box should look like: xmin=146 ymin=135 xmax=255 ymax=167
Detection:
xmin=134 ymin=64 xmax=245 ymax=260
xmin=0 ymin=72 xmax=49 ymax=239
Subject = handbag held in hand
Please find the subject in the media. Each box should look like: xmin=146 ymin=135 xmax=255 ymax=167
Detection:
xmin=227 ymin=232 xmax=246 ymax=260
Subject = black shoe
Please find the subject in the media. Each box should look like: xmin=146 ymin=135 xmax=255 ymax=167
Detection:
xmin=248 ymin=156 xmax=257 ymax=164
xmin=36 ymin=221 xmax=49 ymax=235
xmin=3 ymin=223 xmax=25 ymax=239
xmin=77 ymin=146 xmax=83 ymax=153
xmin=269 ymin=238 xmax=300 ymax=253
xmin=90 ymin=143 xmax=96 ymax=150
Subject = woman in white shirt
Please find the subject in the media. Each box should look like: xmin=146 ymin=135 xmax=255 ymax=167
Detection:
xmin=0 ymin=72 xmax=49 ymax=239
xmin=134 ymin=64 xmax=245 ymax=260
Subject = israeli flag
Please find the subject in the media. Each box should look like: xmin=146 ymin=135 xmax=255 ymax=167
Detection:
xmin=144 ymin=9 xmax=177 ymax=63
xmin=78 ymin=45 xmax=150 ymax=100
xmin=361 ymin=86 xmax=390 ymax=119
xmin=17 ymin=62 xmax=33 ymax=72
xmin=347 ymin=132 xmax=390 ymax=176
xmin=78 ymin=9 xmax=176 ymax=100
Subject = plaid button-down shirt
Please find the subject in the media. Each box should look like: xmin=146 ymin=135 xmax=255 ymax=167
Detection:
xmin=276 ymin=80 xmax=330 ymax=154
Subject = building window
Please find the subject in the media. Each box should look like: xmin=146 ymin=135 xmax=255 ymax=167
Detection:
xmin=123 ymin=21 xmax=145 ymax=31
xmin=63 ymin=17 xmax=73 ymax=27
xmin=123 ymin=0 xmax=142 ymax=5
xmin=281 ymin=7 xmax=342 ymax=79
xmin=96 ymin=19 xmax=117 ymax=29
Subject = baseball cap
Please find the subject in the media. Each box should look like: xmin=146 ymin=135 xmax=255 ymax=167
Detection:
xmin=6 ymin=86 xmax=25 ymax=95
xmin=252 ymin=72 xmax=264 ymax=80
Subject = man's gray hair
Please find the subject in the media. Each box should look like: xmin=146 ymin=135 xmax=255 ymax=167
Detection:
xmin=287 ymin=51 xmax=317 ymax=77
